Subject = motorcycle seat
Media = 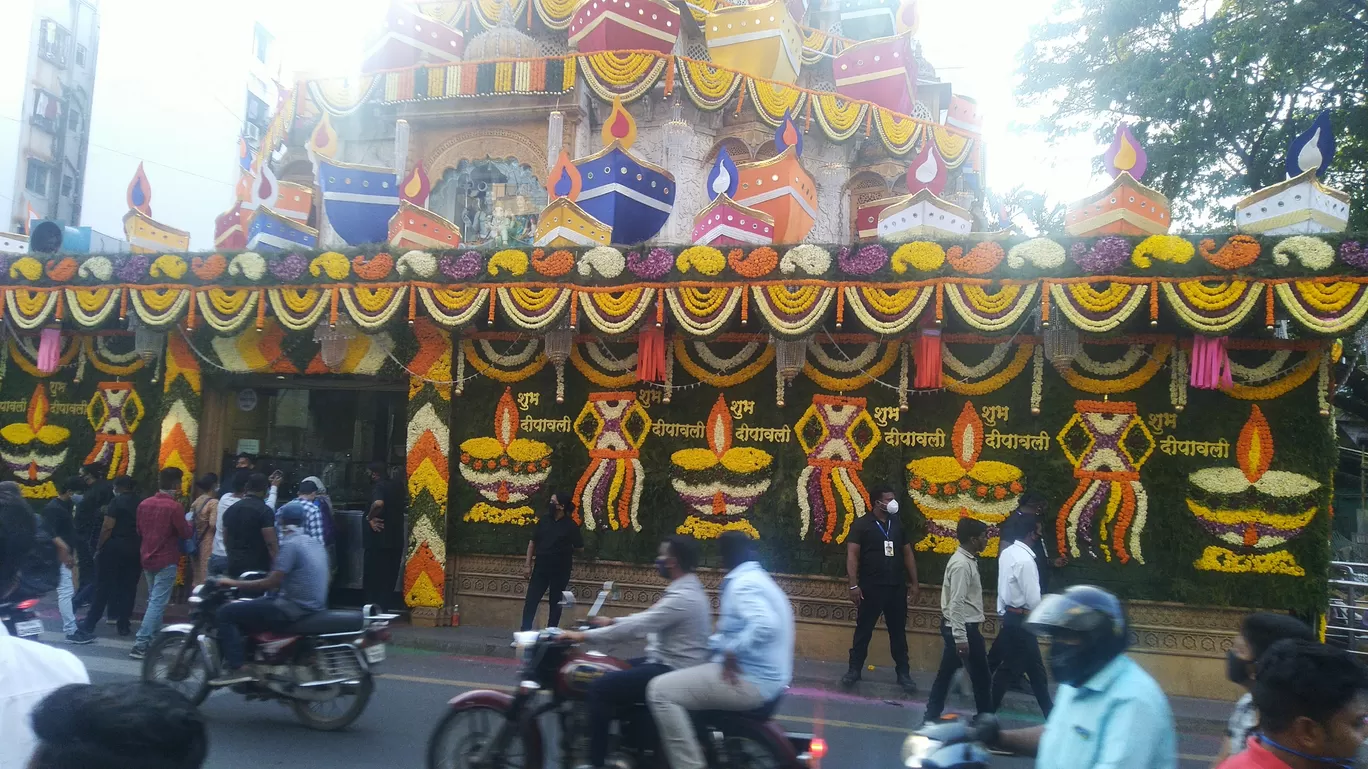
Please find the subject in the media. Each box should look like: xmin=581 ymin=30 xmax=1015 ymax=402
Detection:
xmin=693 ymin=696 xmax=782 ymax=724
xmin=283 ymin=609 xmax=365 ymax=635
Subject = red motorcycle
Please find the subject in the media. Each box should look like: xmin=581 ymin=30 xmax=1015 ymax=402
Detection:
xmin=426 ymin=582 xmax=823 ymax=769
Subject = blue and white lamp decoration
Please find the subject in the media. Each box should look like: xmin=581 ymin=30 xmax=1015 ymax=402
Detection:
xmin=692 ymin=146 xmax=775 ymax=246
xmin=1236 ymin=110 xmax=1349 ymax=235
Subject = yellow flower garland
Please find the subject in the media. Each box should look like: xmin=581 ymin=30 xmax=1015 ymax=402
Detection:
xmin=1292 ymin=280 xmax=1363 ymax=312
xmin=802 ymin=342 xmax=900 ymax=391
xmin=1194 ymin=546 xmax=1305 ymax=576
xmin=1060 ymin=343 xmax=1171 ymax=393
xmin=765 ymin=284 xmax=822 ymax=314
xmin=1176 ymin=279 xmax=1251 ymax=311
xmin=1051 ymin=283 xmax=1149 ymax=333
xmin=1275 ymin=282 xmax=1368 ymax=335
xmin=674 ymin=286 xmax=731 ymax=316
xmin=1068 ymin=282 xmax=1134 ymax=313
xmin=677 ymin=246 xmax=726 ymax=276
xmin=464 ymin=502 xmax=535 ymax=526
xmin=961 ymin=284 xmax=1021 ymax=315
xmin=673 ymin=337 xmax=774 ymax=387
xmin=1160 ymin=281 xmax=1264 ymax=334
xmin=462 ymin=340 xmax=548 ymax=382
xmin=943 ymin=343 xmax=1036 ymax=395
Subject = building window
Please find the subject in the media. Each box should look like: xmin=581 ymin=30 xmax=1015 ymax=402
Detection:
xmin=25 ymin=161 xmax=50 ymax=196
xmin=253 ymin=23 xmax=273 ymax=64
xmin=68 ymin=106 xmax=81 ymax=133
xmin=75 ymin=44 xmax=86 ymax=67
xmin=61 ymin=174 xmax=74 ymax=198
xmin=31 ymin=89 xmax=59 ymax=134
xmin=38 ymin=20 xmax=69 ymax=67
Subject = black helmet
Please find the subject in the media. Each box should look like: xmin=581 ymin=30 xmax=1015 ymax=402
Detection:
xmin=1026 ymin=585 xmax=1129 ymax=686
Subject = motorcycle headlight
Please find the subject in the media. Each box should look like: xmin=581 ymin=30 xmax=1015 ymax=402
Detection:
xmin=901 ymin=734 xmax=937 ymax=768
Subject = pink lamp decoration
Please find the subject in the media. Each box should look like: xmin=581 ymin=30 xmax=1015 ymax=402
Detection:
xmin=1189 ymin=336 xmax=1233 ymax=391
xmin=1104 ymin=124 xmax=1149 ymax=180
xmin=905 ymin=141 xmax=947 ymax=196
xmin=37 ymin=327 xmax=62 ymax=375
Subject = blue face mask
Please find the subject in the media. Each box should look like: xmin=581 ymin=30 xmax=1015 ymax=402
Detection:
xmin=1259 ymin=733 xmax=1357 ymax=769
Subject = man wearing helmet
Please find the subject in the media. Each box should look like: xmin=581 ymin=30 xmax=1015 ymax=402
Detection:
xmin=988 ymin=584 xmax=1177 ymax=769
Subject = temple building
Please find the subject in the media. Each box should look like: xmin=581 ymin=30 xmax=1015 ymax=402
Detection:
xmin=0 ymin=0 xmax=1360 ymax=699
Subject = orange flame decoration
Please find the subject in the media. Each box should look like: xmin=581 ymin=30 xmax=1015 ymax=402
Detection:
xmin=27 ymin=384 xmax=51 ymax=433
xmin=400 ymin=160 xmax=431 ymax=205
xmin=1237 ymin=405 xmax=1274 ymax=484
xmin=951 ymin=401 xmax=983 ymax=471
xmin=706 ymin=395 xmax=733 ymax=458
xmin=548 ymin=149 xmax=583 ymax=201
xmin=126 ymin=162 xmax=152 ymax=216
xmin=234 ymin=171 xmax=254 ymax=204
xmin=307 ymin=112 xmax=339 ymax=161
xmin=601 ymin=98 xmax=637 ymax=150
xmin=493 ymin=388 xmax=520 ymax=449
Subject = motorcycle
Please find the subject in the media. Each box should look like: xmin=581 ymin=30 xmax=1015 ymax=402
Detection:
xmin=426 ymin=582 xmax=824 ymax=769
xmin=141 ymin=574 xmax=396 ymax=731
xmin=0 ymin=596 xmax=42 ymax=640
xmin=901 ymin=716 xmax=996 ymax=769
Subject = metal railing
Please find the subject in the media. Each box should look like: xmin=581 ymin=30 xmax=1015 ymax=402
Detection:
xmin=1328 ymin=561 xmax=1368 ymax=656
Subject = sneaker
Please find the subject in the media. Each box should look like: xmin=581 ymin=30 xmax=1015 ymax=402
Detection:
xmin=128 ymin=643 xmax=148 ymax=660
xmin=839 ymin=669 xmax=861 ymax=687
xmin=209 ymin=668 xmax=255 ymax=687
xmin=65 ymin=630 xmax=95 ymax=645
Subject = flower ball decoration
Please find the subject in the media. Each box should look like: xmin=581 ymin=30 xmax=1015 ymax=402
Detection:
xmin=906 ymin=402 xmax=1024 ymax=557
xmin=459 ymin=388 xmax=552 ymax=526
xmin=1187 ymin=405 xmax=1321 ymax=576
xmin=671 ymin=396 xmax=774 ymax=539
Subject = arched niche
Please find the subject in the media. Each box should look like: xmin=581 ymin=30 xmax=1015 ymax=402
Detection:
xmin=428 ymin=158 xmax=547 ymax=248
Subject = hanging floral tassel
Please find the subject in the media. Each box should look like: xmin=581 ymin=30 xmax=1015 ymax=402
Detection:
xmin=37 ymin=326 xmax=61 ymax=374
xmin=454 ymin=336 xmax=466 ymax=396
xmin=1030 ymin=345 xmax=1044 ymax=414
xmin=1169 ymin=347 xmax=1188 ymax=411
xmin=73 ymin=342 xmax=87 ymax=385
xmin=554 ymin=358 xmax=566 ymax=403
xmin=775 ymin=362 xmax=786 ymax=407
xmin=663 ymin=336 xmax=674 ymax=404
xmin=636 ymin=326 xmax=666 ymax=382
xmin=1319 ymin=347 xmax=1333 ymax=417
xmin=914 ymin=325 xmax=942 ymax=389
xmin=897 ymin=341 xmax=910 ymax=412
xmin=1189 ymin=335 xmax=1232 ymax=390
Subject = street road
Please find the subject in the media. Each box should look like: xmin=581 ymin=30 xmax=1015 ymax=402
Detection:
xmin=53 ymin=633 xmax=1225 ymax=769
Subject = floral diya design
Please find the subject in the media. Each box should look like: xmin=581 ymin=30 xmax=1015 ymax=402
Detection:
xmin=671 ymin=395 xmax=774 ymax=539
xmin=459 ymin=387 xmax=553 ymax=526
xmin=0 ymin=384 xmax=71 ymax=499
xmin=906 ymin=402 xmax=1024 ymax=557
xmin=1187 ymin=405 xmax=1320 ymax=576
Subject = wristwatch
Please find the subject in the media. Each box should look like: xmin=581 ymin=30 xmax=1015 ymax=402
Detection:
xmin=849 ymin=585 xmax=859 ymax=591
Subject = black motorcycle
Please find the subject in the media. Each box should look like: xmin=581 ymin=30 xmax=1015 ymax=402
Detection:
xmin=141 ymin=575 xmax=395 ymax=731
xmin=0 ymin=596 xmax=42 ymax=639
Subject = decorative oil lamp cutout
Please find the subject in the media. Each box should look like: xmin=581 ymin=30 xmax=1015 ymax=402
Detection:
xmin=459 ymin=388 xmax=553 ymax=526
xmin=693 ymin=146 xmax=775 ymax=247
xmin=1186 ymin=405 xmax=1320 ymax=576
xmin=1235 ymin=110 xmax=1349 ymax=236
xmin=0 ymin=384 xmax=72 ymax=499
xmin=671 ymin=395 xmax=775 ymax=539
xmin=1065 ymin=124 xmax=1171 ymax=237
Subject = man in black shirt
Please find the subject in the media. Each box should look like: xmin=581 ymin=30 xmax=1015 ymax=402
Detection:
xmin=521 ymin=492 xmax=583 ymax=630
xmin=72 ymin=462 xmax=111 ymax=607
xmin=80 ymin=475 xmax=142 ymax=637
xmin=221 ymin=473 xmax=279 ymax=579
xmin=43 ymin=478 xmax=89 ymax=643
xmin=363 ymin=462 xmax=405 ymax=609
xmin=841 ymin=484 xmax=920 ymax=694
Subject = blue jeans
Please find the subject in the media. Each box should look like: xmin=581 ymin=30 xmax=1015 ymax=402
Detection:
xmin=56 ymin=564 xmax=76 ymax=635
xmin=135 ymin=563 xmax=178 ymax=644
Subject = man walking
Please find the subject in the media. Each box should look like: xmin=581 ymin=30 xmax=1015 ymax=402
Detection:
xmin=841 ymin=484 xmax=920 ymax=693
xmin=221 ymin=473 xmax=279 ymax=579
xmin=923 ymin=517 xmax=992 ymax=722
xmin=42 ymin=479 xmax=91 ymax=644
xmin=79 ymin=475 xmax=142 ymax=638
xmin=989 ymin=511 xmax=1052 ymax=715
xmin=647 ymin=532 xmax=794 ymax=769
xmin=275 ymin=480 xmax=324 ymax=543
xmin=130 ymin=467 xmax=191 ymax=659
xmin=71 ymin=462 xmax=111 ymax=607
xmin=364 ymin=462 xmax=405 ymax=609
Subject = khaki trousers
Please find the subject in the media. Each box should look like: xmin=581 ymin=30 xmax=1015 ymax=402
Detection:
xmin=645 ymin=662 xmax=766 ymax=769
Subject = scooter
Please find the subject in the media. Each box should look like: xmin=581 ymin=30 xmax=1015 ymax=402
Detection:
xmin=901 ymin=716 xmax=996 ymax=769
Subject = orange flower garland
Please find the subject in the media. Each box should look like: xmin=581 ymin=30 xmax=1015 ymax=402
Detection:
xmin=191 ymin=254 xmax=227 ymax=281
xmin=729 ymin=246 xmax=779 ymax=278
xmin=532 ymin=248 xmax=576 ymax=277
xmin=352 ymin=253 xmax=395 ymax=280
xmin=946 ymin=242 xmax=1005 ymax=275
xmin=1199 ymin=236 xmax=1261 ymax=270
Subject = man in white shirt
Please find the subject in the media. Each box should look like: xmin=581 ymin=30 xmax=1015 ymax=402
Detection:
xmin=0 ymin=500 xmax=89 ymax=769
xmin=989 ymin=510 xmax=1053 ymax=715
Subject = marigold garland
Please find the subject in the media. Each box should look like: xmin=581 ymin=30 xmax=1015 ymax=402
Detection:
xmin=729 ymin=246 xmax=778 ymax=278
xmin=532 ymin=248 xmax=575 ymax=277
xmin=1161 ymin=281 xmax=1263 ymax=334
xmin=891 ymin=242 xmax=945 ymax=273
xmin=1275 ymin=281 xmax=1368 ymax=335
xmin=946 ymin=242 xmax=1004 ymax=275
xmin=462 ymin=338 xmax=548 ymax=382
xmin=677 ymin=245 xmax=727 ymax=276
xmin=1050 ymin=282 xmax=1149 ymax=333
xmin=570 ymin=343 xmax=640 ymax=387
xmin=1131 ymin=235 xmax=1195 ymax=268
xmin=943 ymin=283 xmax=1037 ymax=332
xmin=1200 ymin=235 xmax=1261 ymax=270
xmin=1059 ymin=343 xmax=1171 ymax=393
xmin=1225 ymin=351 xmax=1320 ymax=400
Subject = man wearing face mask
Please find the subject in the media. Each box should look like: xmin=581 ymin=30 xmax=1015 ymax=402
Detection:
xmin=521 ymin=492 xmax=583 ymax=631
xmin=1215 ymin=639 xmax=1368 ymax=769
xmin=987 ymin=584 xmax=1177 ymax=769
xmin=562 ymin=536 xmax=711 ymax=769
xmin=841 ymin=485 xmax=920 ymax=693
xmin=1212 ymin=613 xmax=1316 ymax=767
xmin=922 ymin=517 xmax=992 ymax=723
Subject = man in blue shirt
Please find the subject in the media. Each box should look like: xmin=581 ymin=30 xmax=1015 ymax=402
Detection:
xmin=989 ymin=585 xmax=1177 ymax=769
xmin=647 ymin=532 xmax=794 ymax=769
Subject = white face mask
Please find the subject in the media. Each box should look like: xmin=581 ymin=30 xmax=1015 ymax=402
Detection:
xmin=885 ymin=499 xmax=900 ymax=515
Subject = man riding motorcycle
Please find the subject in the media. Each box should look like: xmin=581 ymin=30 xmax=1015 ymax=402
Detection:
xmin=986 ymin=585 xmax=1177 ymax=769
xmin=646 ymin=531 xmax=795 ymax=769
xmin=208 ymin=503 xmax=329 ymax=687
xmin=563 ymin=535 xmax=711 ymax=769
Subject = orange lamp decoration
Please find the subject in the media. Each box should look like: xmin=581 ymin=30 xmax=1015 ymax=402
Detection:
xmin=1065 ymin=124 xmax=1171 ymax=237
xmin=670 ymin=395 xmax=775 ymax=539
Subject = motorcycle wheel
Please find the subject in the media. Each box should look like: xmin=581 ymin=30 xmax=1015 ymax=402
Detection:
xmin=717 ymin=723 xmax=787 ymax=769
xmin=141 ymin=631 xmax=210 ymax=706
xmin=427 ymin=705 xmax=531 ymax=769
xmin=290 ymin=672 xmax=374 ymax=731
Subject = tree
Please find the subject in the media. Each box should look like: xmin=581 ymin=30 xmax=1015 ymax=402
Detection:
xmin=987 ymin=185 xmax=1068 ymax=235
xmin=1018 ymin=0 xmax=1368 ymax=229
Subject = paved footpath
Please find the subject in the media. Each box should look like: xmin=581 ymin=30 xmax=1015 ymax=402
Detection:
xmin=47 ymin=621 xmax=1228 ymax=769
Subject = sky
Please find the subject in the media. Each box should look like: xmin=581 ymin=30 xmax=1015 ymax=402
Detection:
xmin=78 ymin=0 xmax=1101 ymax=246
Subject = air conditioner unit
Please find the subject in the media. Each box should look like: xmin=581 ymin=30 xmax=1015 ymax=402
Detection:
xmin=244 ymin=123 xmax=261 ymax=142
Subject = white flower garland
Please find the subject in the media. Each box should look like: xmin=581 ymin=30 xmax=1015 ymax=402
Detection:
xmin=1030 ymin=345 xmax=1044 ymax=414
xmin=942 ymin=342 xmax=1011 ymax=380
xmin=6 ymin=290 xmax=60 ymax=330
xmin=63 ymin=288 xmax=119 ymax=327
xmin=340 ymin=287 xmax=408 ymax=330
xmin=585 ymin=341 xmax=638 ymax=372
xmin=477 ymin=338 xmax=541 ymax=367
xmin=663 ymin=342 xmax=674 ymax=404
xmin=495 ymin=287 xmax=572 ymax=331
xmin=694 ymin=340 xmax=763 ymax=372
xmin=130 ymin=289 xmax=191 ymax=328
xmin=1319 ymin=348 xmax=1332 ymax=416
xmin=197 ymin=291 xmax=259 ymax=334
xmin=1129 ymin=481 xmax=1148 ymax=564
xmin=780 ymin=245 xmax=831 ymax=276
xmin=898 ymin=342 xmax=910 ymax=411
xmin=751 ymin=286 xmax=836 ymax=336
xmin=578 ymin=288 xmax=656 ymax=335
xmin=665 ymin=288 xmax=743 ymax=337
xmin=396 ymin=250 xmax=438 ymax=278
xmin=806 ymin=339 xmax=881 ymax=372
xmin=455 ymin=340 xmax=467 ymax=395
xmin=578 ymin=246 xmax=626 ymax=278
xmin=1073 ymin=345 xmax=1146 ymax=377
xmin=1228 ymin=350 xmax=1291 ymax=383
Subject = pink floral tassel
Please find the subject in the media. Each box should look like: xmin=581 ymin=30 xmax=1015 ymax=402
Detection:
xmin=37 ymin=327 xmax=61 ymax=374
xmin=1189 ymin=335 xmax=1232 ymax=390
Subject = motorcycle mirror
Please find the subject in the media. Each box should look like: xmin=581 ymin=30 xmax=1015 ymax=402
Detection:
xmin=560 ymin=590 xmax=577 ymax=610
